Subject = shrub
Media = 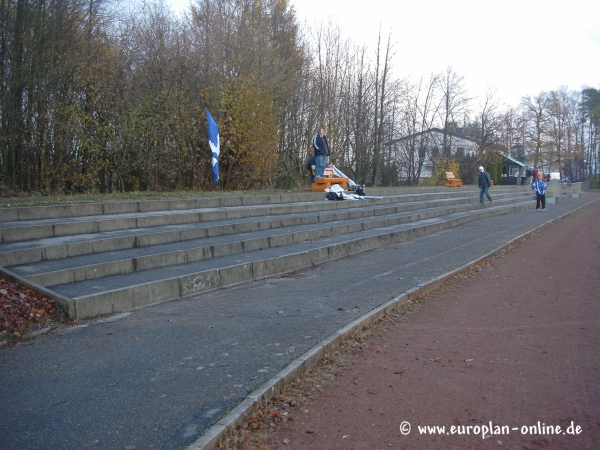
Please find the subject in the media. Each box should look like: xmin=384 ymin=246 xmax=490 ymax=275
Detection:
xmin=421 ymin=157 xmax=460 ymax=186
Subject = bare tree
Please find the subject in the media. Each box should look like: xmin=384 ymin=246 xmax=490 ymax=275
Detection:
xmin=580 ymin=88 xmax=600 ymax=180
xmin=472 ymin=88 xmax=502 ymax=156
xmin=371 ymin=29 xmax=394 ymax=186
xmin=395 ymin=74 xmax=439 ymax=185
xmin=438 ymin=66 xmax=470 ymax=156
xmin=521 ymin=93 xmax=549 ymax=170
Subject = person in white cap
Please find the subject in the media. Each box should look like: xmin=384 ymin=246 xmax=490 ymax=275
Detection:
xmin=478 ymin=166 xmax=493 ymax=204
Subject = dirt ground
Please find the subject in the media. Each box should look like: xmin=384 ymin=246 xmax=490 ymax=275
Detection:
xmin=238 ymin=200 xmax=600 ymax=450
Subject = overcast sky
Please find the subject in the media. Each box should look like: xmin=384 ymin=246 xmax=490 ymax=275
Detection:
xmin=166 ymin=0 xmax=600 ymax=108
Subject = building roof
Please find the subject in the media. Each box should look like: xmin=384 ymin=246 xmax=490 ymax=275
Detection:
xmin=501 ymin=153 xmax=526 ymax=167
xmin=383 ymin=128 xmax=479 ymax=146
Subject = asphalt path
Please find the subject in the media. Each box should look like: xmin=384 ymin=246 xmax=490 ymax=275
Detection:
xmin=1 ymin=193 xmax=597 ymax=449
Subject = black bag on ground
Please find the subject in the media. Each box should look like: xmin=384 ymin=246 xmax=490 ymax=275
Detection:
xmin=327 ymin=191 xmax=344 ymax=200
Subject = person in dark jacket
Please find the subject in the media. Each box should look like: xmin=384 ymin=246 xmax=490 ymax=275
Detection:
xmin=312 ymin=127 xmax=330 ymax=178
xmin=478 ymin=166 xmax=493 ymax=204
xmin=305 ymin=154 xmax=316 ymax=184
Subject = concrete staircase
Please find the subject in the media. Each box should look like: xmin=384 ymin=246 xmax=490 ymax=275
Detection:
xmin=0 ymin=186 xmax=533 ymax=320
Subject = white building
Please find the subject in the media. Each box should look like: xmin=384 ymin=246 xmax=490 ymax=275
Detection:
xmin=385 ymin=128 xmax=479 ymax=180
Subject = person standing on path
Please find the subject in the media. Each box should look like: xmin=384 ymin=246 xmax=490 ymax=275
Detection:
xmin=478 ymin=166 xmax=493 ymax=204
xmin=532 ymin=172 xmax=547 ymax=211
xmin=312 ymin=127 xmax=330 ymax=178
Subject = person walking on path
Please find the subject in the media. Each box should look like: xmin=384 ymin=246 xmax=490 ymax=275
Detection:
xmin=312 ymin=127 xmax=330 ymax=178
xmin=478 ymin=165 xmax=493 ymax=204
xmin=532 ymin=171 xmax=547 ymax=211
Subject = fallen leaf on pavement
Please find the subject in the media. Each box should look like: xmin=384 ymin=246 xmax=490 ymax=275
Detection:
xmin=1 ymin=277 xmax=59 ymax=338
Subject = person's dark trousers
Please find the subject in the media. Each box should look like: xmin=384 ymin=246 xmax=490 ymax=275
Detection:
xmin=536 ymin=193 xmax=546 ymax=209
xmin=479 ymin=186 xmax=492 ymax=202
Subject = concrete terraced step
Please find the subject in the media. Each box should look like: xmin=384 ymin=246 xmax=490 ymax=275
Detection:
xmin=0 ymin=188 xmax=532 ymax=319
xmin=38 ymin=206 xmax=537 ymax=318
xmin=0 ymin=191 xmax=459 ymax=259
xmin=0 ymin=188 xmax=526 ymax=266
xmin=52 ymin=201 xmax=531 ymax=319
xmin=0 ymin=185 xmax=528 ymax=227
xmin=0 ymin=192 xmax=333 ymax=223
xmin=8 ymin=194 xmax=525 ymax=286
xmin=0 ymin=186 xmax=501 ymax=223
xmin=0 ymin=191 xmax=488 ymax=246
